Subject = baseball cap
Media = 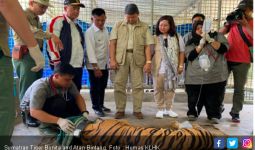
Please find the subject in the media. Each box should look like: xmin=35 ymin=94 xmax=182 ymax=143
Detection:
xmin=64 ymin=0 xmax=85 ymax=8
xmin=31 ymin=0 xmax=53 ymax=7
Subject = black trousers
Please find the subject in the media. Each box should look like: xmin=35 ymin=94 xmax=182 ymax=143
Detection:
xmin=88 ymin=69 xmax=109 ymax=111
xmin=186 ymin=81 xmax=226 ymax=119
xmin=43 ymin=94 xmax=81 ymax=118
xmin=185 ymin=85 xmax=204 ymax=117
xmin=73 ymin=67 xmax=83 ymax=91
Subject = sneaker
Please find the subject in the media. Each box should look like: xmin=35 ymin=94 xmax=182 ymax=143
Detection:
xmin=102 ymin=106 xmax=111 ymax=112
xmin=220 ymin=105 xmax=225 ymax=113
xmin=21 ymin=111 xmax=40 ymax=127
xmin=163 ymin=109 xmax=168 ymax=116
xmin=229 ymin=112 xmax=240 ymax=123
xmin=209 ymin=118 xmax=220 ymax=124
xmin=94 ymin=110 xmax=105 ymax=117
xmin=156 ymin=110 xmax=164 ymax=119
xmin=165 ymin=109 xmax=178 ymax=118
xmin=188 ymin=115 xmax=197 ymax=121
xmin=26 ymin=116 xmax=40 ymax=127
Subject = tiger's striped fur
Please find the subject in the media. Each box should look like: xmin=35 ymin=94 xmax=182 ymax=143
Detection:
xmin=80 ymin=119 xmax=214 ymax=150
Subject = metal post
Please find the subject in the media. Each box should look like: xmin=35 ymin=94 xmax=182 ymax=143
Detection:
xmin=147 ymin=0 xmax=154 ymax=87
xmin=197 ymin=0 xmax=202 ymax=13
xmin=217 ymin=0 xmax=222 ymax=30
xmin=150 ymin=0 xmax=154 ymax=33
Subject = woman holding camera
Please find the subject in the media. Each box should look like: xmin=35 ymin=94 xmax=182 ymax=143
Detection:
xmin=185 ymin=20 xmax=229 ymax=124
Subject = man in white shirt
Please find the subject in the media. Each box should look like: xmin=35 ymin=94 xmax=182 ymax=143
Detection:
xmin=85 ymin=8 xmax=110 ymax=117
xmin=47 ymin=0 xmax=85 ymax=91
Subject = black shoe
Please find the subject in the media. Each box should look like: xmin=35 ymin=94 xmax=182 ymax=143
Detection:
xmin=94 ymin=110 xmax=105 ymax=117
xmin=26 ymin=116 xmax=40 ymax=127
xmin=187 ymin=115 xmax=198 ymax=121
xmin=229 ymin=112 xmax=240 ymax=123
xmin=221 ymin=107 xmax=225 ymax=113
xmin=102 ymin=106 xmax=111 ymax=112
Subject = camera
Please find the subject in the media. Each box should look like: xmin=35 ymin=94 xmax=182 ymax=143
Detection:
xmin=226 ymin=9 xmax=244 ymax=22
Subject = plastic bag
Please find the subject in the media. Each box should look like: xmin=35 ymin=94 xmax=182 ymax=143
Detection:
xmin=199 ymin=54 xmax=210 ymax=71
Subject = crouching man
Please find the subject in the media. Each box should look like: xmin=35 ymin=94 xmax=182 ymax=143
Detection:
xmin=20 ymin=63 xmax=89 ymax=141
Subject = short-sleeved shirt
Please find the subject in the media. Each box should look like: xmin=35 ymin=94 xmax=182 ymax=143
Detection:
xmin=109 ymin=20 xmax=154 ymax=46
xmin=13 ymin=8 xmax=52 ymax=48
xmin=22 ymin=77 xmax=79 ymax=109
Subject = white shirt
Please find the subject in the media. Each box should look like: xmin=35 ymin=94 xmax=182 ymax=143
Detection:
xmin=85 ymin=24 xmax=109 ymax=70
xmin=66 ymin=16 xmax=84 ymax=68
xmin=159 ymin=35 xmax=185 ymax=74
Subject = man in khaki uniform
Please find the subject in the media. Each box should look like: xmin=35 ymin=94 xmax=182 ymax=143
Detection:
xmin=0 ymin=0 xmax=45 ymax=146
xmin=109 ymin=3 xmax=154 ymax=119
xmin=13 ymin=0 xmax=63 ymax=104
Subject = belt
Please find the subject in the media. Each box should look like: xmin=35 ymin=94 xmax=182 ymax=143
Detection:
xmin=126 ymin=49 xmax=133 ymax=53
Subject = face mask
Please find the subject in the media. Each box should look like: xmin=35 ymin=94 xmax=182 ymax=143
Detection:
xmin=199 ymin=54 xmax=210 ymax=71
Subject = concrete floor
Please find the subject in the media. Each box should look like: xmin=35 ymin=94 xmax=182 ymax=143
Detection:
xmin=13 ymin=90 xmax=253 ymax=136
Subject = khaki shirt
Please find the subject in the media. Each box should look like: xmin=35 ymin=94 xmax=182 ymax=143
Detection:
xmin=13 ymin=8 xmax=51 ymax=48
xmin=110 ymin=19 xmax=154 ymax=66
xmin=0 ymin=14 xmax=10 ymax=57
xmin=127 ymin=24 xmax=135 ymax=49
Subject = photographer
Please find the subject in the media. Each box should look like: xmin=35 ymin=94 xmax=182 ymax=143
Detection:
xmin=219 ymin=0 xmax=253 ymax=123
